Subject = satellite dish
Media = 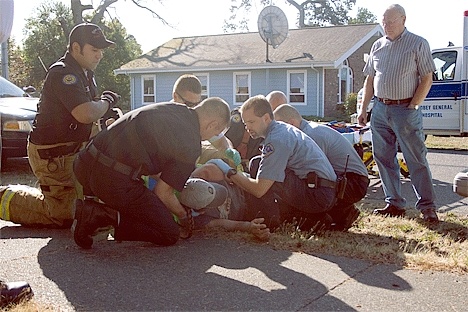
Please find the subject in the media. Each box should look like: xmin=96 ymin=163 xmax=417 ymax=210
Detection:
xmin=257 ymin=5 xmax=289 ymax=62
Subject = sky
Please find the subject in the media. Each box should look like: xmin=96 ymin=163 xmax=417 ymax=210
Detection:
xmin=8 ymin=0 xmax=468 ymax=54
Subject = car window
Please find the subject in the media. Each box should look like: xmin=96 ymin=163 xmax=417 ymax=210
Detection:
xmin=0 ymin=77 xmax=27 ymax=98
xmin=432 ymin=50 xmax=457 ymax=81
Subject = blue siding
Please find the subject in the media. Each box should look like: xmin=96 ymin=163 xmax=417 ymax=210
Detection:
xmin=207 ymin=71 xmax=234 ymax=107
xmin=155 ymin=74 xmax=184 ymax=103
xmin=129 ymin=68 xmax=323 ymax=116
xmin=132 ymin=75 xmax=142 ymax=110
xmin=301 ymin=68 xmax=321 ymax=117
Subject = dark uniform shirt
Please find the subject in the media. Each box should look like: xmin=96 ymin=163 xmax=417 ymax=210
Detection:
xmin=92 ymin=103 xmax=201 ymax=192
xmin=29 ymin=52 xmax=97 ymax=145
xmin=225 ymin=107 xmax=263 ymax=160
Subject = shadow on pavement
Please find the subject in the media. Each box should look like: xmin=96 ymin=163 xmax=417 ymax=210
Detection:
xmin=365 ymin=176 xmax=467 ymax=214
xmin=0 ymin=224 xmax=413 ymax=311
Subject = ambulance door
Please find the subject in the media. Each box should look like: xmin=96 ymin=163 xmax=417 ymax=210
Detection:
xmin=423 ymin=48 xmax=462 ymax=136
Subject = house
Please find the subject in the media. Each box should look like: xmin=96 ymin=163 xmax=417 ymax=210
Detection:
xmin=115 ymin=23 xmax=384 ymax=118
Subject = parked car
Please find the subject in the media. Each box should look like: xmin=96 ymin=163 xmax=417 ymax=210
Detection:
xmin=0 ymin=76 xmax=38 ymax=170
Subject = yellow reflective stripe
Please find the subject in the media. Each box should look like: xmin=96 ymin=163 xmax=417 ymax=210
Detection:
xmin=0 ymin=189 xmax=15 ymax=221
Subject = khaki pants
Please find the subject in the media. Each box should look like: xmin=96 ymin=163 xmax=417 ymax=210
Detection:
xmin=2 ymin=142 xmax=82 ymax=227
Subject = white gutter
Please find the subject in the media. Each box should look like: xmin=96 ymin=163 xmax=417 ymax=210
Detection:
xmin=114 ymin=61 xmax=335 ymax=76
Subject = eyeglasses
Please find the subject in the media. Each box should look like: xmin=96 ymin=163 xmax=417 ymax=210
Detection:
xmin=382 ymin=16 xmax=403 ymax=26
xmin=175 ymin=92 xmax=201 ymax=107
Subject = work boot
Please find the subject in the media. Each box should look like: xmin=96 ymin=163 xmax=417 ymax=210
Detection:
xmin=329 ymin=204 xmax=361 ymax=231
xmin=373 ymin=204 xmax=406 ymax=217
xmin=421 ymin=207 xmax=439 ymax=223
xmin=72 ymin=199 xmax=119 ymax=249
xmin=0 ymin=280 xmax=34 ymax=308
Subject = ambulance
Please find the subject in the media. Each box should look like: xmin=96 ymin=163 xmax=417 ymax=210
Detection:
xmin=423 ymin=10 xmax=468 ymax=137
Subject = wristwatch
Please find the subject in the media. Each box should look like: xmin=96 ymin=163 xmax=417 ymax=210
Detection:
xmin=227 ymin=168 xmax=237 ymax=178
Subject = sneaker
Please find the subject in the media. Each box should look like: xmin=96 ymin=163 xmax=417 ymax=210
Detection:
xmin=0 ymin=280 xmax=34 ymax=308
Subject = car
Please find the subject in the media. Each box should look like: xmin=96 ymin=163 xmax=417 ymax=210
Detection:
xmin=0 ymin=76 xmax=38 ymax=171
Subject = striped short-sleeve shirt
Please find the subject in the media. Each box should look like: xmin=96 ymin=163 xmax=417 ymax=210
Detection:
xmin=363 ymin=28 xmax=436 ymax=100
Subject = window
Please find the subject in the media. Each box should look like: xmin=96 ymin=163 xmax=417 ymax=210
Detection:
xmin=339 ymin=66 xmax=353 ymax=104
xmin=433 ymin=50 xmax=457 ymax=81
xmin=142 ymin=75 xmax=155 ymax=104
xmin=196 ymin=74 xmax=209 ymax=101
xmin=288 ymin=70 xmax=306 ymax=104
xmin=233 ymin=72 xmax=251 ymax=105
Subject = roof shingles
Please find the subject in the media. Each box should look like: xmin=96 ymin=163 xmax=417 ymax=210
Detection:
xmin=119 ymin=23 xmax=382 ymax=71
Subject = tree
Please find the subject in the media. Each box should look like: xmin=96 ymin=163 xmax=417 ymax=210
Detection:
xmin=302 ymin=0 xmax=356 ymax=27
xmin=18 ymin=0 xmax=142 ymax=110
xmin=7 ymin=38 xmax=30 ymax=89
xmin=22 ymin=1 xmax=73 ymax=88
xmin=223 ymin=0 xmax=369 ymax=32
xmin=93 ymin=18 xmax=141 ymax=107
xmin=348 ymin=7 xmax=377 ymax=24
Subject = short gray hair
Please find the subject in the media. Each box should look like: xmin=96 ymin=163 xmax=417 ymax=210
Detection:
xmin=387 ymin=4 xmax=406 ymax=16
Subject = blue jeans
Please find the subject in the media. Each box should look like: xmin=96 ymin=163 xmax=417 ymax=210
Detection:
xmin=370 ymin=99 xmax=436 ymax=211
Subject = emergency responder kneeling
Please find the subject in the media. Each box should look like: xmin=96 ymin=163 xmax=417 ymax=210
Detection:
xmin=207 ymin=95 xmax=338 ymax=231
xmin=0 ymin=23 xmax=118 ymax=228
xmin=72 ymin=97 xmax=231 ymax=248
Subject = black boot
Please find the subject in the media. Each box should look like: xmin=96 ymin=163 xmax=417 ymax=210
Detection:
xmin=72 ymin=199 xmax=119 ymax=249
xmin=329 ymin=204 xmax=361 ymax=231
xmin=0 ymin=280 xmax=34 ymax=308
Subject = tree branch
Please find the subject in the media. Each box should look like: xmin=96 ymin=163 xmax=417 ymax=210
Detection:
xmin=129 ymin=0 xmax=170 ymax=26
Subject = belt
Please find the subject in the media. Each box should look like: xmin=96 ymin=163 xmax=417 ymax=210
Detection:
xmin=87 ymin=144 xmax=141 ymax=180
xmin=377 ymin=97 xmax=412 ymax=105
xmin=307 ymin=172 xmax=336 ymax=189
xmin=37 ymin=142 xmax=81 ymax=159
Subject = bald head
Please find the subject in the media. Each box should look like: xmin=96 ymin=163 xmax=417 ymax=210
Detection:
xmin=273 ymin=104 xmax=302 ymax=129
xmin=266 ymin=91 xmax=288 ymax=111
xmin=194 ymin=97 xmax=231 ymax=141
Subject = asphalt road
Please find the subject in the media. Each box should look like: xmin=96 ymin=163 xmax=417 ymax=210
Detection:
xmin=363 ymin=148 xmax=468 ymax=216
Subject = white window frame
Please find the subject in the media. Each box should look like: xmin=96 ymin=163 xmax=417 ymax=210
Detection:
xmin=196 ymin=73 xmax=209 ymax=101
xmin=233 ymin=72 xmax=251 ymax=106
xmin=338 ymin=60 xmax=353 ymax=104
xmin=287 ymin=70 xmax=307 ymax=106
xmin=141 ymin=75 xmax=156 ymax=105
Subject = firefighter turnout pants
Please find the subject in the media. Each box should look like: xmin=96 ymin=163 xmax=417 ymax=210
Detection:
xmin=0 ymin=142 xmax=82 ymax=228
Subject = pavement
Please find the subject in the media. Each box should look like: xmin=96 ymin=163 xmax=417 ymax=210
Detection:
xmin=1 ymin=149 xmax=467 ymax=311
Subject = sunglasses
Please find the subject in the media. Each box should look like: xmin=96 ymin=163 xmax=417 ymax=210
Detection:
xmin=176 ymin=92 xmax=200 ymax=107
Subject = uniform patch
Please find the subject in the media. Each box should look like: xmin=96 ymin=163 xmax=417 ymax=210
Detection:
xmin=262 ymin=143 xmax=274 ymax=157
xmin=231 ymin=113 xmax=241 ymax=123
xmin=62 ymin=74 xmax=77 ymax=85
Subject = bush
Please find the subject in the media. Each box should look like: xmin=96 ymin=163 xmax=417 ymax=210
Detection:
xmin=344 ymin=92 xmax=358 ymax=117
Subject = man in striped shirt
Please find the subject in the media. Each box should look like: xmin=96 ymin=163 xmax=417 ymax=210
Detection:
xmin=358 ymin=4 xmax=438 ymax=223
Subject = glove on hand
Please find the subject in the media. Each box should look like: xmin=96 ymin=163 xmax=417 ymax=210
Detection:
xmin=225 ymin=148 xmax=241 ymax=167
xmin=176 ymin=207 xmax=194 ymax=239
xmin=101 ymin=90 xmax=120 ymax=107
xmin=206 ymin=159 xmax=232 ymax=175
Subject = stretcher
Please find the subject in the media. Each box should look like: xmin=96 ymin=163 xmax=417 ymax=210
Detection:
xmin=327 ymin=122 xmax=409 ymax=178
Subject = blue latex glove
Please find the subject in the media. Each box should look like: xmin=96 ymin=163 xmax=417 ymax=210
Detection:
xmin=225 ymin=148 xmax=241 ymax=167
xmin=206 ymin=159 xmax=232 ymax=175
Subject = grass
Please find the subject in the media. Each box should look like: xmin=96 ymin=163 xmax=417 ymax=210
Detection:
xmin=425 ymin=134 xmax=468 ymax=150
xmin=204 ymin=204 xmax=468 ymax=274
